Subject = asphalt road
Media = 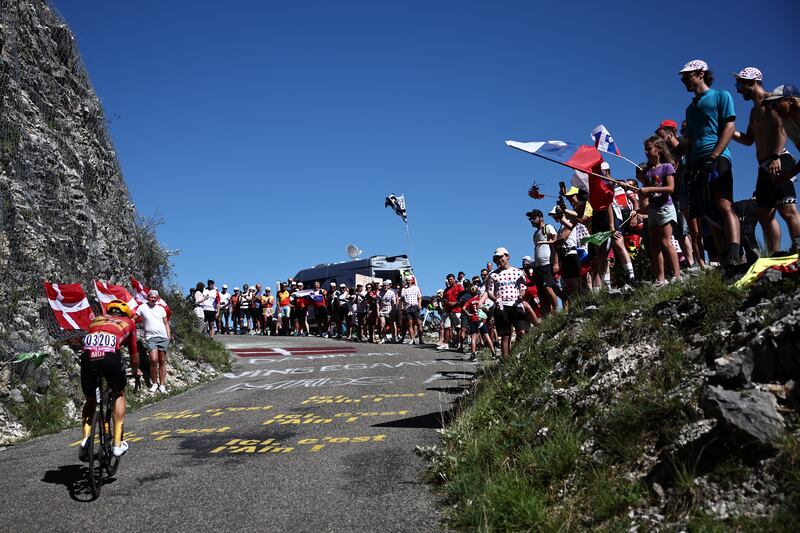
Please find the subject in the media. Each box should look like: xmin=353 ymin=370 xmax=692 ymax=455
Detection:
xmin=0 ymin=336 xmax=476 ymax=532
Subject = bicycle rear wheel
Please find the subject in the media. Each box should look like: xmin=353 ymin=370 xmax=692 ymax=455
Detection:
xmin=104 ymin=389 xmax=121 ymax=476
xmin=87 ymin=408 xmax=105 ymax=497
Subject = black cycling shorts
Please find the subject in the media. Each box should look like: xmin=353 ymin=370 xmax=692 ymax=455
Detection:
xmin=80 ymin=350 xmax=127 ymax=397
xmin=755 ymin=153 xmax=797 ymax=209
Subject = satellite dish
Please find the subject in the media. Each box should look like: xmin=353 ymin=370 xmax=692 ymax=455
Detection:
xmin=346 ymin=244 xmax=362 ymax=260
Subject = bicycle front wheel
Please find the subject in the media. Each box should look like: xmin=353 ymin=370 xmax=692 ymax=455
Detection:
xmin=87 ymin=409 xmax=105 ymax=497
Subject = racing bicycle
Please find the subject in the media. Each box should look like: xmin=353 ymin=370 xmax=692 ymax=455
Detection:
xmin=87 ymin=375 xmax=122 ymax=497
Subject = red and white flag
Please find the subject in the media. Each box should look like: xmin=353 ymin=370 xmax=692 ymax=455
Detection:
xmin=94 ymin=280 xmax=138 ymax=314
xmin=43 ymin=282 xmax=95 ymax=330
xmin=130 ymin=275 xmax=172 ymax=318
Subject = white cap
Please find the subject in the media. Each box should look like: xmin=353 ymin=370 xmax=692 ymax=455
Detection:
xmin=383 ymin=279 xmax=392 ymax=285
xmin=600 ymin=161 xmax=610 ymax=170
xmin=493 ymin=247 xmax=509 ymax=257
xmin=679 ymin=59 xmax=708 ymax=73
xmin=522 ymin=255 xmax=533 ymax=263
xmin=234 ymin=287 xmax=240 ymax=291
xmin=734 ymin=67 xmax=762 ymax=81
xmin=148 ymin=289 xmax=159 ymax=297
xmin=222 ymin=284 xmax=228 ymax=289
xmin=548 ymin=205 xmax=559 ymax=216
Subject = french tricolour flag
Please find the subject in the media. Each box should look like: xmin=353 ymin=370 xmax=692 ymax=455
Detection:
xmin=591 ymin=124 xmax=621 ymax=156
xmin=94 ymin=280 xmax=138 ymax=314
xmin=505 ymin=140 xmax=603 ymax=174
xmin=43 ymin=282 xmax=95 ymax=330
xmin=130 ymin=275 xmax=172 ymax=318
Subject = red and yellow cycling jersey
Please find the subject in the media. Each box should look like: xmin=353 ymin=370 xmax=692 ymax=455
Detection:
xmin=83 ymin=315 xmax=138 ymax=360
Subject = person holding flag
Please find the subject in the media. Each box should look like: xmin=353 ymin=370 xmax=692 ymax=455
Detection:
xmin=589 ymin=162 xmax=636 ymax=289
xmin=640 ymin=137 xmax=682 ymax=286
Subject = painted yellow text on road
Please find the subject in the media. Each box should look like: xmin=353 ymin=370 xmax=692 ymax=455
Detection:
xmin=263 ymin=411 xmax=409 ymax=425
xmin=301 ymin=393 xmax=424 ymax=405
xmin=209 ymin=434 xmax=388 ymax=455
xmin=138 ymin=406 xmax=273 ymax=421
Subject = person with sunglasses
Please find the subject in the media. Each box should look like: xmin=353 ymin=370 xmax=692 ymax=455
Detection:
xmin=732 ymin=68 xmax=799 ymax=255
xmin=679 ymin=59 xmax=741 ymax=267
xmin=484 ymin=247 xmax=528 ymax=360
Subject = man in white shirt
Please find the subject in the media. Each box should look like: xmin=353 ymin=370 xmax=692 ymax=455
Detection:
xmin=400 ymin=275 xmax=423 ymax=344
xmin=202 ymin=279 xmax=219 ymax=337
xmin=135 ymin=289 xmax=171 ymax=394
xmin=217 ymin=284 xmax=231 ymax=334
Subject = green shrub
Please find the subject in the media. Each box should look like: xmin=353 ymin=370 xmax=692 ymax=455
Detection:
xmin=9 ymin=371 xmax=70 ymax=438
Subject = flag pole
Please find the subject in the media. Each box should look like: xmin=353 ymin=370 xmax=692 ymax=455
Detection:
xmin=604 ymin=151 xmax=643 ymax=170
xmin=402 ymin=193 xmax=413 ymax=261
xmin=507 ymin=144 xmax=640 ymax=191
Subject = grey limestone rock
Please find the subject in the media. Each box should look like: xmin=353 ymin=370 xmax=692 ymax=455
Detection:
xmin=701 ymin=385 xmax=785 ymax=451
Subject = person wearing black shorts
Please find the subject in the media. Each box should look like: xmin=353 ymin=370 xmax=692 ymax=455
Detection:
xmin=754 ymin=152 xmax=799 ymax=245
xmin=78 ymin=300 xmax=139 ymax=460
xmin=493 ymin=305 xmax=529 ymax=338
xmin=680 ymin=59 xmax=740 ymax=266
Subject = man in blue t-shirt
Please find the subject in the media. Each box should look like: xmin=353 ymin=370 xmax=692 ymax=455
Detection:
xmin=680 ymin=59 xmax=741 ymax=266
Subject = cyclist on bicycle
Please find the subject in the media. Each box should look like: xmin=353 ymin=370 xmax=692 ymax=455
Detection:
xmin=78 ymin=299 xmax=139 ymax=460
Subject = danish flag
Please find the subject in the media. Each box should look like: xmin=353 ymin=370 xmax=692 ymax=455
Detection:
xmin=43 ymin=282 xmax=95 ymax=330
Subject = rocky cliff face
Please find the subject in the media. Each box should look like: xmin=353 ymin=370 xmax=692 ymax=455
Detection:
xmin=0 ymin=1 xmax=223 ymax=445
xmin=0 ymin=0 xmax=144 ymax=355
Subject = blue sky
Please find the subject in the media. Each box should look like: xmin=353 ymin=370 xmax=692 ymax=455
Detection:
xmin=53 ymin=0 xmax=799 ymax=294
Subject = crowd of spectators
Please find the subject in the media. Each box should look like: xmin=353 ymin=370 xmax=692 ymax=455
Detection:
xmin=187 ymin=62 xmax=800 ymax=361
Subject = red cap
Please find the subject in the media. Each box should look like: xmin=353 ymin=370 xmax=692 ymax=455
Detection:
xmin=659 ymin=119 xmax=678 ymax=130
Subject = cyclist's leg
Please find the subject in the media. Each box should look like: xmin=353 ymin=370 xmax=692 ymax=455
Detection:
xmin=105 ymin=352 xmax=128 ymax=449
xmin=79 ymin=352 xmax=98 ymax=445
xmin=112 ymin=388 xmax=126 ymax=448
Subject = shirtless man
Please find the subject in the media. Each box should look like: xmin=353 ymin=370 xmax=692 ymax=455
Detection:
xmin=732 ymin=67 xmax=799 ymax=254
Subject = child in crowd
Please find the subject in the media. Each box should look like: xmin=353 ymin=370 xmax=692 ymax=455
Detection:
xmin=638 ymin=136 xmax=681 ymax=287
xmin=462 ymin=284 xmax=496 ymax=359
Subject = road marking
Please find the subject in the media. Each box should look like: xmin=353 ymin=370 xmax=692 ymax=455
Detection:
xmin=301 ymin=393 xmax=425 ymax=404
xmin=137 ymin=406 xmax=274 ymax=421
xmin=230 ymin=346 xmax=357 ymax=358
xmin=217 ymin=376 xmax=404 ymax=393
xmin=247 ymin=352 xmax=402 ymax=364
xmin=209 ymin=434 xmax=388 ymax=455
xmin=262 ymin=411 xmax=410 ymax=425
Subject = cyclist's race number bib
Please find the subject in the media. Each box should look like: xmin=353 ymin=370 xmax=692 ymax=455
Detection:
xmin=83 ymin=333 xmax=117 ymax=359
